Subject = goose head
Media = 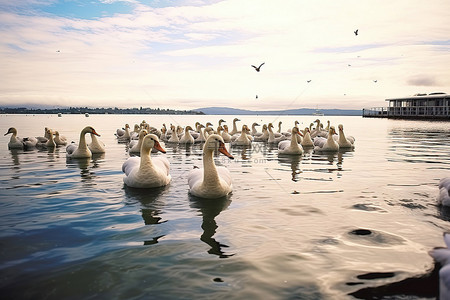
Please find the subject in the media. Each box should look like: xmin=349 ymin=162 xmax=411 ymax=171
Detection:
xmin=143 ymin=134 xmax=166 ymax=153
xmin=233 ymin=118 xmax=240 ymax=123
xmin=329 ymin=126 xmax=337 ymax=135
xmin=185 ymin=126 xmax=193 ymax=133
xmin=223 ymin=125 xmax=229 ymax=132
xmin=218 ymin=119 xmax=226 ymax=125
xmin=4 ymin=127 xmax=17 ymax=136
xmin=205 ymin=134 xmax=234 ymax=159
xmin=292 ymin=127 xmax=304 ymax=137
xmin=206 ymin=122 xmax=213 ymax=128
xmin=138 ymin=129 xmax=148 ymax=139
xmin=338 ymin=124 xmax=344 ymax=132
xmin=83 ymin=126 xmax=100 ymax=136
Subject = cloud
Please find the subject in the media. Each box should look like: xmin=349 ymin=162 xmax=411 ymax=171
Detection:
xmin=407 ymin=75 xmax=437 ymax=86
xmin=0 ymin=0 xmax=449 ymax=110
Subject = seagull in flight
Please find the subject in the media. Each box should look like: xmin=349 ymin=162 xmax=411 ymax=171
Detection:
xmin=251 ymin=62 xmax=265 ymax=72
xmin=307 ymin=80 xmax=311 ymax=83
xmin=354 ymin=29 xmax=358 ymax=36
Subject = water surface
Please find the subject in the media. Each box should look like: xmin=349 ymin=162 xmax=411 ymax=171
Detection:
xmin=0 ymin=114 xmax=449 ymax=299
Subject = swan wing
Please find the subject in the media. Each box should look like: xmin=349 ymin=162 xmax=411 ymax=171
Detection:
xmin=278 ymin=140 xmax=290 ymax=151
xmin=66 ymin=143 xmax=78 ymax=155
xmin=122 ymin=156 xmax=140 ymax=176
xmin=188 ymin=167 xmax=203 ymax=189
xmin=153 ymin=156 xmax=171 ymax=176
xmin=217 ymin=166 xmax=232 ymax=186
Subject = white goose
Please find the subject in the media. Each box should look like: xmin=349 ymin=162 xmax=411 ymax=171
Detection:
xmin=88 ymin=132 xmax=106 ymax=154
xmin=230 ymin=118 xmax=240 ymax=135
xmin=278 ymin=127 xmax=304 ymax=155
xmin=117 ymin=124 xmax=131 ymax=141
xmin=334 ymin=124 xmax=355 ymax=149
xmin=301 ymin=127 xmax=314 ymax=148
xmin=179 ymin=126 xmax=195 ymax=144
xmin=231 ymin=125 xmax=252 ymax=146
xmin=122 ymin=134 xmax=171 ymax=188
xmin=267 ymin=123 xmax=286 ymax=144
xmin=129 ymin=130 xmax=148 ymax=154
xmin=437 ymin=177 xmax=450 ymax=206
xmin=429 ymin=232 xmax=450 ymax=300
xmin=188 ymin=134 xmax=234 ymax=198
xmin=221 ymin=125 xmax=232 ymax=143
xmin=42 ymin=128 xmax=56 ymax=148
xmin=167 ymin=125 xmax=180 ymax=143
xmin=66 ymin=126 xmax=100 ymax=158
xmin=251 ymin=122 xmax=260 ymax=136
xmin=314 ymin=126 xmax=339 ymax=152
xmin=54 ymin=131 xmax=67 ymax=146
xmin=4 ymin=127 xmax=37 ymax=149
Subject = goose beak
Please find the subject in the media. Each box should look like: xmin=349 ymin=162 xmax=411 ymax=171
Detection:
xmin=218 ymin=141 xmax=234 ymax=159
xmin=92 ymin=129 xmax=101 ymax=137
xmin=297 ymin=131 xmax=304 ymax=137
xmin=153 ymin=140 xmax=166 ymax=154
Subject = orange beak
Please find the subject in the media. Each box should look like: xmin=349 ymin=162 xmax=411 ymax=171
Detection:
xmin=153 ymin=140 xmax=166 ymax=154
xmin=92 ymin=129 xmax=100 ymax=137
xmin=219 ymin=141 xmax=234 ymax=159
xmin=297 ymin=131 xmax=304 ymax=137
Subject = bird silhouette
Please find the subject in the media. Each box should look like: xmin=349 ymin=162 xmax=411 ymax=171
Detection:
xmin=354 ymin=29 xmax=358 ymax=36
xmin=373 ymin=80 xmax=378 ymax=83
xmin=251 ymin=62 xmax=265 ymax=72
xmin=256 ymin=95 xmax=258 ymax=99
xmin=307 ymin=80 xmax=311 ymax=83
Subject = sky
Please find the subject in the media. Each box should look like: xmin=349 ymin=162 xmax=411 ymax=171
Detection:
xmin=0 ymin=0 xmax=449 ymax=111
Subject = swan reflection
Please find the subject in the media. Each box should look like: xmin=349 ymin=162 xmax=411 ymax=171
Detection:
xmin=189 ymin=195 xmax=234 ymax=258
xmin=278 ymin=155 xmax=302 ymax=181
xmin=124 ymin=185 xmax=167 ymax=225
xmin=66 ymin=153 xmax=105 ymax=184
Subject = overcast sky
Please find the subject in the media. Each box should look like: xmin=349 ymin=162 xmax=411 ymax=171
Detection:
xmin=1 ymin=0 xmax=449 ymax=110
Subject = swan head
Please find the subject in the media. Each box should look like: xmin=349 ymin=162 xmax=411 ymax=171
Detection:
xmin=329 ymin=126 xmax=337 ymax=135
xmin=83 ymin=126 xmax=100 ymax=137
xmin=139 ymin=129 xmax=148 ymax=139
xmin=205 ymin=134 xmax=234 ymax=159
xmin=4 ymin=127 xmax=17 ymax=136
xmin=185 ymin=126 xmax=193 ymax=132
xmin=233 ymin=118 xmax=240 ymax=122
xmin=219 ymin=119 xmax=226 ymax=124
xmin=143 ymin=134 xmax=166 ymax=153
xmin=292 ymin=127 xmax=303 ymax=137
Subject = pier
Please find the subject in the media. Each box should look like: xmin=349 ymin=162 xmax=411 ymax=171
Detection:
xmin=363 ymin=93 xmax=450 ymax=120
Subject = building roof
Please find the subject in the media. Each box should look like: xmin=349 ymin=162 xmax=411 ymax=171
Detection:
xmin=386 ymin=93 xmax=449 ymax=101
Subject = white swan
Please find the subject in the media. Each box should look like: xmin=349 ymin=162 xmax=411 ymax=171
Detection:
xmin=179 ymin=126 xmax=195 ymax=144
xmin=231 ymin=125 xmax=252 ymax=146
xmin=251 ymin=122 xmax=260 ymax=136
xmin=167 ymin=125 xmax=180 ymax=143
xmin=116 ymin=124 xmax=131 ymax=141
xmin=54 ymin=131 xmax=67 ymax=146
xmin=267 ymin=123 xmax=286 ymax=144
xmin=4 ymin=127 xmax=37 ymax=149
xmin=438 ymin=177 xmax=450 ymax=206
xmin=221 ymin=125 xmax=232 ymax=143
xmin=334 ymin=124 xmax=355 ymax=149
xmin=129 ymin=130 xmax=148 ymax=154
xmin=88 ymin=132 xmax=106 ymax=154
xmin=278 ymin=127 xmax=304 ymax=155
xmin=301 ymin=127 xmax=314 ymax=148
xmin=66 ymin=126 xmax=100 ymax=158
xmin=314 ymin=126 xmax=339 ymax=152
xmin=188 ymin=134 xmax=234 ymax=198
xmin=122 ymin=134 xmax=171 ymax=188
xmin=429 ymin=232 xmax=450 ymax=300
xmin=230 ymin=118 xmax=240 ymax=135
xmin=253 ymin=124 xmax=269 ymax=142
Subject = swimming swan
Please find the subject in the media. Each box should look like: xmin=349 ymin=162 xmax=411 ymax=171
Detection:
xmin=278 ymin=127 xmax=304 ymax=155
xmin=188 ymin=134 xmax=234 ymax=198
xmin=437 ymin=177 xmax=450 ymax=206
xmin=66 ymin=126 xmax=100 ymax=158
xmin=429 ymin=232 xmax=450 ymax=300
xmin=122 ymin=134 xmax=171 ymax=188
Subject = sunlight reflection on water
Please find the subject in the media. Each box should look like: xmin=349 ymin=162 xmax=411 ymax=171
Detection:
xmin=0 ymin=114 xmax=449 ymax=299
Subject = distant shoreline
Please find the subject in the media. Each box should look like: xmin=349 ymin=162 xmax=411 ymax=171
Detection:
xmin=0 ymin=107 xmax=204 ymax=115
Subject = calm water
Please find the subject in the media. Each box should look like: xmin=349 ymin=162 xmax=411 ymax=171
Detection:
xmin=0 ymin=114 xmax=449 ymax=299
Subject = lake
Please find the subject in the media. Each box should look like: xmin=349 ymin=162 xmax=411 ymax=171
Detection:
xmin=1 ymin=114 xmax=449 ymax=299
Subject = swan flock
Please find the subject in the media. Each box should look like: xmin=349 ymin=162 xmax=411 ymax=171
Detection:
xmin=6 ymin=118 xmax=356 ymax=198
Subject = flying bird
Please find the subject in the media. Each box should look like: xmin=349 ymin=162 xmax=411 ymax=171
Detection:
xmin=354 ymin=29 xmax=358 ymax=36
xmin=307 ymin=80 xmax=311 ymax=83
xmin=373 ymin=80 xmax=378 ymax=83
xmin=256 ymin=95 xmax=258 ymax=99
xmin=251 ymin=62 xmax=265 ymax=72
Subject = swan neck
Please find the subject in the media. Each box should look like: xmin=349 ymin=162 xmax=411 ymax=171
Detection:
xmin=203 ymin=149 xmax=219 ymax=183
xmin=79 ymin=130 xmax=88 ymax=149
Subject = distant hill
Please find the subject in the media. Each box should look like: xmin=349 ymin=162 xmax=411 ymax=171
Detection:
xmin=195 ymin=107 xmax=361 ymax=116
